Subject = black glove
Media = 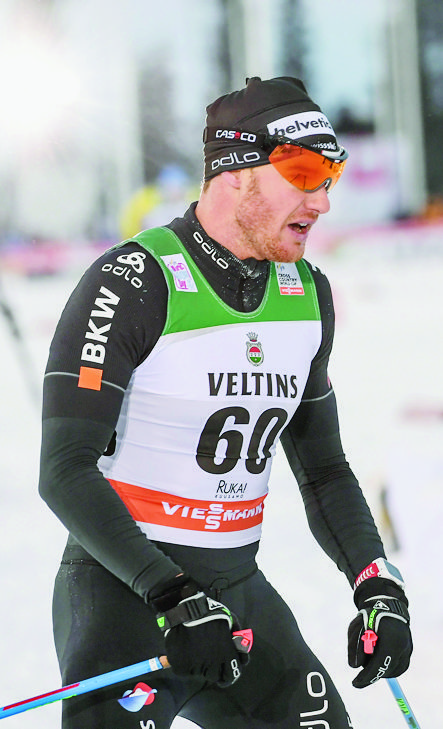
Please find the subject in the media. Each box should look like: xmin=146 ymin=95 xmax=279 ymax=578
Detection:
xmin=150 ymin=576 xmax=251 ymax=687
xmin=348 ymin=576 xmax=412 ymax=688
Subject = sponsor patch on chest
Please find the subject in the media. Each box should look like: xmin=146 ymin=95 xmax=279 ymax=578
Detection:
xmin=161 ymin=254 xmax=198 ymax=292
xmin=275 ymin=262 xmax=305 ymax=295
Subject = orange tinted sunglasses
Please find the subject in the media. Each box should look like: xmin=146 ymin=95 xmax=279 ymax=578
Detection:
xmin=269 ymin=143 xmax=348 ymax=192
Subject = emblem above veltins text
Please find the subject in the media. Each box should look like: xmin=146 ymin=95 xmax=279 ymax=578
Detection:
xmin=246 ymin=332 xmax=264 ymax=366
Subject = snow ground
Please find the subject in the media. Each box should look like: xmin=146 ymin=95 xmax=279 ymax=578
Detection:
xmin=0 ymin=232 xmax=442 ymax=728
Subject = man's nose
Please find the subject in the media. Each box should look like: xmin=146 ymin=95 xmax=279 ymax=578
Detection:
xmin=304 ymin=184 xmax=330 ymax=214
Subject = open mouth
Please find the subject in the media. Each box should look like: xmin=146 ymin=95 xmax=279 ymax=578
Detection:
xmin=288 ymin=222 xmax=310 ymax=233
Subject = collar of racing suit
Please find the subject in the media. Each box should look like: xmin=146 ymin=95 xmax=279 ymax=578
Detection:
xmin=167 ymin=202 xmax=270 ymax=313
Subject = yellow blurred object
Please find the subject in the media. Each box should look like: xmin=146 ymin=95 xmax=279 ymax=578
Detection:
xmin=119 ymin=185 xmax=161 ymax=240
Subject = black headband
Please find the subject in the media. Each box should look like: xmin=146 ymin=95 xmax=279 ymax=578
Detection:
xmin=203 ymin=76 xmax=340 ymax=180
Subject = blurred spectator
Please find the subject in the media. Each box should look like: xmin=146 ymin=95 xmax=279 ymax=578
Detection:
xmin=120 ymin=165 xmax=195 ymax=239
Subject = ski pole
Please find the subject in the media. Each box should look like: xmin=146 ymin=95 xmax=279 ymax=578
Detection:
xmin=0 ymin=629 xmax=253 ymax=720
xmin=0 ymin=656 xmax=170 ymax=720
xmin=362 ymin=630 xmax=421 ymax=729
xmin=387 ymin=677 xmax=422 ymax=729
xmin=0 ymin=276 xmax=41 ymax=407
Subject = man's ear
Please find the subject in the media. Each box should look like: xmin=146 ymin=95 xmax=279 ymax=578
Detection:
xmin=221 ymin=169 xmax=242 ymax=189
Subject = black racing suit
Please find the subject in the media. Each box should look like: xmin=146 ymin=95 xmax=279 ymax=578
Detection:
xmin=39 ymin=203 xmax=385 ymax=728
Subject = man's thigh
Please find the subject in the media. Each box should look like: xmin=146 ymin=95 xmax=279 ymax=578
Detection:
xmin=180 ymin=571 xmax=353 ymax=729
xmin=53 ymin=561 xmax=200 ymax=729
xmin=53 ymin=563 xmax=352 ymax=728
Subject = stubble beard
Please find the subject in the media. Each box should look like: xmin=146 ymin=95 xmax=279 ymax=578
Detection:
xmin=234 ymin=170 xmax=305 ymax=263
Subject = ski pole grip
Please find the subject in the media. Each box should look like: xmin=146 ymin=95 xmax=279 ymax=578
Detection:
xmin=232 ymin=629 xmax=253 ymax=653
xmin=362 ymin=629 xmax=378 ymax=654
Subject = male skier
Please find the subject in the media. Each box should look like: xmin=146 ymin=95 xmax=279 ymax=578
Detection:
xmin=40 ymin=76 xmax=412 ymax=728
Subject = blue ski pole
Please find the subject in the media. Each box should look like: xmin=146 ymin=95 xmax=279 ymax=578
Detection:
xmin=0 ymin=656 xmax=170 ymax=720
xmin=362 ymin=630 xmax=421 ymax=729
xmin=0 ymin=629 xmax=253 ymax=720
xmin=387 ymin=677 xmax=422 ymax=729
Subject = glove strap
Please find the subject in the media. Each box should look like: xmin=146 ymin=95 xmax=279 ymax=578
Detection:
xmin=157 ymin=592 xmax=233 ymax=633
xmin=355 ymin=558 xmax=405 ymax=590
xmin=361 ymin=596 xmax=410 ymax=633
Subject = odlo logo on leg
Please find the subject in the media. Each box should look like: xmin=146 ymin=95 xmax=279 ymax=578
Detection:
xmin=118 ymin=682 xmax=157 ymax=712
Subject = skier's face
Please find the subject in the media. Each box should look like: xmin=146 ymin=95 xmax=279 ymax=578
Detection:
xmin=233 ymin=163 xmax=330 ymax=263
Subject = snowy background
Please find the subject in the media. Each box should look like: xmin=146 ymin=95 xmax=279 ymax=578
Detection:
xmin=0 ymin=0 xmax=441 ymax=725
xmin=1 ymin=221 xmax=442 ymax=728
